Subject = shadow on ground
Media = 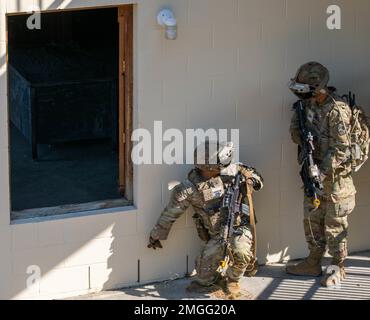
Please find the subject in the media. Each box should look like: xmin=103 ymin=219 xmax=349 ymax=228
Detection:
xmin=70 ymin=251 xmax=370 ymax=300
xmin=251 ymin=251 xmax=370 ymax=300
xmin=74 ymin=278 xmax=226 ymax=301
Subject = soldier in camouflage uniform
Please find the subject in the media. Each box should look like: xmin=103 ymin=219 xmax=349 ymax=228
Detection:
xmin=287 ymin=62 xmax=356 ymax=287
xmin=148 ymin=141 xmax=263 ymax=299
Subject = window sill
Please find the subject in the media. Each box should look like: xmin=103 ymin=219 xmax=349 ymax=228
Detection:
xmin=11 ymin=198 xmax=135 ymax=225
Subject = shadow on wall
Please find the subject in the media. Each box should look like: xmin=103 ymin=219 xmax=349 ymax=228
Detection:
xmin=4 ymin=0 xmax=370 ymax=299
xmin=1 ymin=0 xmax=124 ymax=299
xmin=2 ymin=0 xmax=197 ymax=299
xmin=102 ymin=207 xmax=204 ymax=293
xmin=35 ymin=0 xmax=67 ymax=11
xmin=10 ymin=220 xmax=116 ymax=299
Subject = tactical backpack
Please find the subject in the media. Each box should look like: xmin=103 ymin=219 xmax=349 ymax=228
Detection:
xmin=341 ymin=92 xmax=370 ymax=172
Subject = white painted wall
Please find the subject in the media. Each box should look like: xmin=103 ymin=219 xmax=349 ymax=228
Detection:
xmin=0 ymin=0 xmax=370 ymax=299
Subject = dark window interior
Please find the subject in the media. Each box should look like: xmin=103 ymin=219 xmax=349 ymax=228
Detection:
xmin=7 ymin=8 xmax=128 ymax=218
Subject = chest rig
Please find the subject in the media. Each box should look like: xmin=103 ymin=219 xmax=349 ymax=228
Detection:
xmin=195 ymin=176 xmax=225 ymax=215
xmin=193 ymin=174 xmax=250 ymax=224
xmin=187 ymin=169 xmax=252 ymax=237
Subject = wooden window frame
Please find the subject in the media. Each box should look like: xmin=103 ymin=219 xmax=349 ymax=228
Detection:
xmin=6 ymin=5 xmax=134 ymax=221
xmin=118 ymin=5 xmax=134 ymax=202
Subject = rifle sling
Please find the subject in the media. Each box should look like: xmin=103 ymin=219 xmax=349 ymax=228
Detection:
xmin=246 ymin=182 xmax=257 ymax=263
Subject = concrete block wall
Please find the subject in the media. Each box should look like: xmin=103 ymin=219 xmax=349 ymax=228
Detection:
xmin=0 ymin=0 xmax=370 ymax=299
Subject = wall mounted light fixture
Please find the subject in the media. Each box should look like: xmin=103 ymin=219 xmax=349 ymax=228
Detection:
xmin=157 ymin=8 xmax=177 ymax=40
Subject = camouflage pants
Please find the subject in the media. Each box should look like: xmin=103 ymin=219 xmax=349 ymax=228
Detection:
xmin=303 ymin=195 xmax=356 ymax=261
xmin=195 ymin=226 xmax=253 ymax=286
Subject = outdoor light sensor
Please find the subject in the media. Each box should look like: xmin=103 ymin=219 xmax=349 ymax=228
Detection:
xmin=157 ymin=8 xmax=177 ymax=40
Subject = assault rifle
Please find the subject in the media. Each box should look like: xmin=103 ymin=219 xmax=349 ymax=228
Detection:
xmin=344 ymin=91 xmax=356 ymax=109
xmin=294 ymin=100 xmax=324 ymax=210
xmin=217 ymin=172 xmax=243 ymax=276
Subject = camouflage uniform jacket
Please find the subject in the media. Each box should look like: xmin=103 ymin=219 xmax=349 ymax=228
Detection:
xmin=290 ymin=94 xmax=356 ymax=202
xmin=151 ymin=164 xmax=263 ymax=241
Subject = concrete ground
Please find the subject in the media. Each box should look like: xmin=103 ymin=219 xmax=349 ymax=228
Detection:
xmin=70 ymin=251 xmax=370 ymax=300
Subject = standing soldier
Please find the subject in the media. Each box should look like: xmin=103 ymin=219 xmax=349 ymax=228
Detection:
xmin=148 ymin=141 xmax=263 ymax=299
xmin=287 ymin=62 xmax=368 ymax=287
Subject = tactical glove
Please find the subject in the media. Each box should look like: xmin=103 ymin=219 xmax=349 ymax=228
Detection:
xmin=240 ymin=167 xmax=254 ymax=180
xmin=148 ymin=236 xmax=163 ymax=250
xmin=240 ymin=167 xmax=261 ymax=190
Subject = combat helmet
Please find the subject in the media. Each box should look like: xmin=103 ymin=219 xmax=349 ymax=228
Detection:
xmin=194 ymin=140 xmax=234 ymax=172
xmin=289 ymin=62 xmax=330 ymax=99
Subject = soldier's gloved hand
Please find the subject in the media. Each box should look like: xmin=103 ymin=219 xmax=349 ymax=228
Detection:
xmin=240 ymin=167 xmax=254 ymax=180
xmin=148 ymin=236 xmax=163 ymax=250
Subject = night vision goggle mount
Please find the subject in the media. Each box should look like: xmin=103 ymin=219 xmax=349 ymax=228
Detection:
xmin=288 ymin=80 xmax=314 ymax=94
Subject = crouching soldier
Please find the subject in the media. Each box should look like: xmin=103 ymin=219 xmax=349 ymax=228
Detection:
xmin=148 ymin=141 xmax=263 ymax=299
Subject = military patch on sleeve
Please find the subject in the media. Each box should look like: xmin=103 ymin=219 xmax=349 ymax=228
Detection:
xmin=175 ymin=189 xmax=190 ymax=202
xmin=337 ymin=122 xmax=347 ymax=136
xmin=173 ymin=182 xmax=194 ymax=202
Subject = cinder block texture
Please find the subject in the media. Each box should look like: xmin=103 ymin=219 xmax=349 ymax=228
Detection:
xmin=1 ymin=0 xmax=370 ymax=299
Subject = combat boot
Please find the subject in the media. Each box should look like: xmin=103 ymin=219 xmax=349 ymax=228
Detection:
xmin=244 ymin=259 xmax=259 ymax=278
xmin=286 ymin=249 xmax=324 ymax=277
xmin=225 ymin=280 xmax=242 ymax=300
xmin=321 ymin=258 xmax=346 ymax=287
